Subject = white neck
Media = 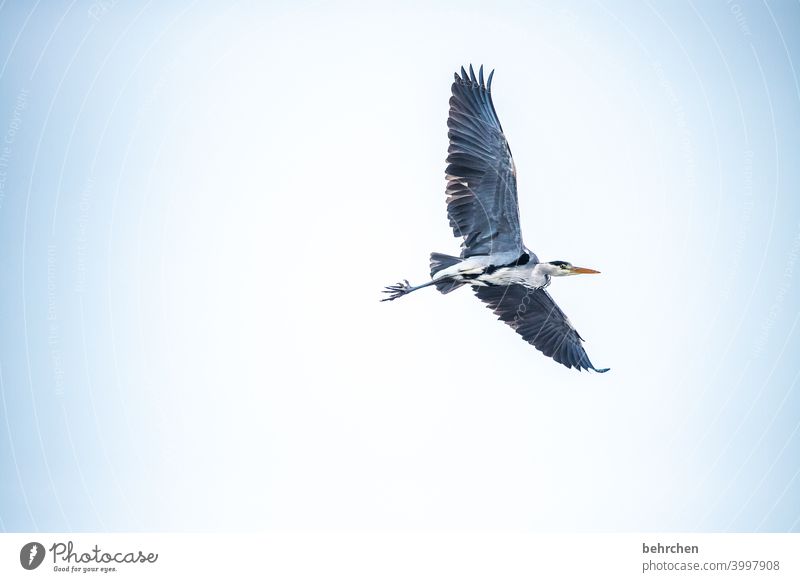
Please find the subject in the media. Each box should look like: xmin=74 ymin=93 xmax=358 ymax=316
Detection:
xmin=528 ymin=263 xmax=556 ymax=287
xmin=534 ymin=263 xmax=562 ymax=276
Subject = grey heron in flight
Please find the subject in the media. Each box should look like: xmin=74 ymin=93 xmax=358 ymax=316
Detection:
xmin=382 ymin=65 xmax=609 ymax=373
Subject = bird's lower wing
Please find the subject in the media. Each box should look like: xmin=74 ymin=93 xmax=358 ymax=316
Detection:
xmin=473 ymin=284 xmax=609 ymax=372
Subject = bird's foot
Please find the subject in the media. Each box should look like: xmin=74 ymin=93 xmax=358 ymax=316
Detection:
xmin=381 ymin=279 xmax=412 ymax=302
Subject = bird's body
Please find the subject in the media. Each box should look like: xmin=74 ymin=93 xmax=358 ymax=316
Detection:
xmin=430 ymin=251 xmax=548 ymax=288
xmin=383 ymin=65 xmax=609 ymax=373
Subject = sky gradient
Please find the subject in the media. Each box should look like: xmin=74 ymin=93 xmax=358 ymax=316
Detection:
xmin=0 ymin=0 xmax=799 ymax=532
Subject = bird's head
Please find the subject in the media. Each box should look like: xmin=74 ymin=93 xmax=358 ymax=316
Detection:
xmin=546 ymin=261 xmax=601 ymax=277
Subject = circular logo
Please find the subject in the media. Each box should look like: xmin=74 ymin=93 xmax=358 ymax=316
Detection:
xmin=20 ymin=542 xmax=45 ymax=570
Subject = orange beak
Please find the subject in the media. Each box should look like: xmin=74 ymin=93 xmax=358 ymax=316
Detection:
xmin=570 ymin=266 xmax=601 ymax=275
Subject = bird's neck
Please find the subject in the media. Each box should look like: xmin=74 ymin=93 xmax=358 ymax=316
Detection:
xmin=530 ymin=263 xmax=555 ymax=288
xmin=533 ymin=263 xmax=560 ymax=277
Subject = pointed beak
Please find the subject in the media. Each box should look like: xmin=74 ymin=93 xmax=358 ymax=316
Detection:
xmin=570 ymin=266 xmax=601 ymax=275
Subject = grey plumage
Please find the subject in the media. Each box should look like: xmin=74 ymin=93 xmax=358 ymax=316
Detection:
xmin=429 ymin=252 xmax=463 ymax=294
xmin=382 ymin=65 xmax=608 ymax=373
xmin=447 ymin=65 xmax=524 ymax=258
xmin=473 ymin=285 xmax=609 ymax=373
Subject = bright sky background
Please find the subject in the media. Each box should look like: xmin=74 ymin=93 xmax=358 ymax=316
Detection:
xmin=0 ymin=0 xmax=799 ymax=532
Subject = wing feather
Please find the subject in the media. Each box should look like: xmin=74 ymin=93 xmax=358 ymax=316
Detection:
xmin=473 ymin=284 xmax=609 ymax=373
xmin=446 ymin=65 xmax=523 ymax=258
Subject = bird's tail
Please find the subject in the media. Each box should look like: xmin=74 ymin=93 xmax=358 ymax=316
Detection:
xmin=430 ymin=252 xmax=465 ymax=294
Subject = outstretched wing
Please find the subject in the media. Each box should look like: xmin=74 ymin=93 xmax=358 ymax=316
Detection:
xmin=473 ymin=284 xmax=609 ymax=372
xmin=446 ymin=65 xmax=523 ymax=258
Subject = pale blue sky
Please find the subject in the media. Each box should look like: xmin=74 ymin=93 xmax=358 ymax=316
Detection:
xmin=0 ymin=0 xmax=799 ymax=532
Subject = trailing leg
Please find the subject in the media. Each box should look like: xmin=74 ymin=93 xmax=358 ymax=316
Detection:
xmin=381 ymin=279 xmax=438 ymax=302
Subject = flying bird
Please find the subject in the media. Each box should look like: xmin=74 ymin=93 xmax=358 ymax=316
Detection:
xmin=382 ymin=65 xmax=609 ymax=373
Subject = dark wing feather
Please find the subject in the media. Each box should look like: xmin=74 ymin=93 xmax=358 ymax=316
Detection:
xmin=446 ymin=65 xmax=523 ymax=258
xmin=473 ymin=284 xmax=609 ymax=372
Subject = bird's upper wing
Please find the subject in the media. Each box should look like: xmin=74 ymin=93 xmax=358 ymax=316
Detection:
xmin=473 ymin=284 xmax=609 ymax=372
xmin=446 ymin=65 xmax=523 ymax=258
